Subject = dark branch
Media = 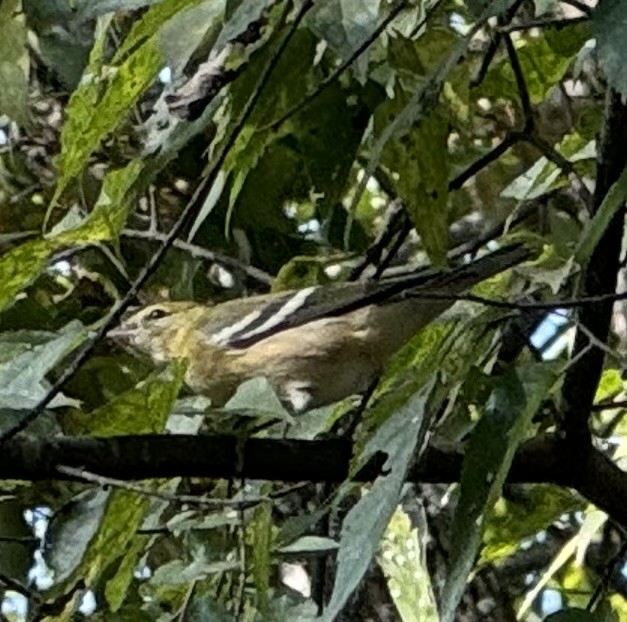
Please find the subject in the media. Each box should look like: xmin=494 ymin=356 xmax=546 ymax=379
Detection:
xmin=4 ymin=433 xmax=627 ymax=528
xmin=559 ymin=90 xmax=627 ymax=452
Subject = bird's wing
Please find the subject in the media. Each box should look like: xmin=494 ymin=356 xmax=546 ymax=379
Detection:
xmin=213 ymin=244 xmax=530 ymax=349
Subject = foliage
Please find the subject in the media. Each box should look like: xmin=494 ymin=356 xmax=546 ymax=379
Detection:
xmin=2 ymin=0 xmax=627 ymax=621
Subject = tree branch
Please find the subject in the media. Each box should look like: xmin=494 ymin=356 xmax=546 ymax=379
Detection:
xmin=5 ymin=433 xmax=627 ymax=528
xmin=559 ymin=90 xmax=627 ymax=453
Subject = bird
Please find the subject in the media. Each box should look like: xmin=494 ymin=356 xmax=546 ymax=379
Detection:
xmin=108 ymin=244 xmax=529 ymax=413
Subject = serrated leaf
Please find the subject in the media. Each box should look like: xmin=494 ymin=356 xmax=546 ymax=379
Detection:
xmin=59 ymin=36 xmax=161 ymax=193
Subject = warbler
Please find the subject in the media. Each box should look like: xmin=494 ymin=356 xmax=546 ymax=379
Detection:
xmin=109 ymin=244 xmax=529 ymax=412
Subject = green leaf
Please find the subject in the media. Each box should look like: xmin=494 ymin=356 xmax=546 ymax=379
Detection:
xmin=594 ymin=369 xmax=623 ymax=405
xmin=480 ymin=485 xmax=584 ymax=565
xmin=321 ymin=379 xmax=434 ymax=622
xmin=575 ymin=167 xmax=627 ymax=265
xmin=278 ymin=535 xmax=338 ymax=554
xmin=251 ymin=498 xmax=273 ymax=617
xmin=306 ymin=0 xmax=380 ymax=83
xmin=104 ymin=535 xmax=148 ymax=612
xmin=378 ymin=105 xmax=450 ymax=264
xmin=0 ymin=160 xmax=142 ymax=313
xmin=0 ymin=0 xmax=29 ymax=126
xmin=480 ymin=23 xmax=589 ymax=104
xmin=112 ymin=0 xmax=206 ymax=62
xmin=0 ymin=238 xmax=60 ymax=313
xmin=84 ymin=159 xmax=145 ymax=241
xmin=440 ymin=363 xmax=559 ymax=622
xmin=378 ymin=506 xmax=439 ymax=622
xmin=53 ymin=8 xmax=181 ymax=205
xmin=0 ymin=321 xmax=87 ymax=412
xmin=67 ymin=360 xmax=185 ymax=436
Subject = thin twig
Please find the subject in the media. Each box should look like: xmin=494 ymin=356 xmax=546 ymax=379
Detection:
xmin=260 ymin=0 xmax=417 ymax=132
xmin=470 ymin=0 xmax=526 ymax=88
xmin=587 ymin=538 xmax=627 ymax=611
xmin=503 ymin=33 xmax=533 ymax=131
xmin=498 ymin=15 xmax=588 ymax=33
xmin=448 ymin=132 xmax=522 ymax=191
xmin=122 ymin=228 xmax=273 ymax=285
xmin=56 ymin=465 xmax=271 ymax=509
xmin=591 ymin=399 xmax=627 ymax=412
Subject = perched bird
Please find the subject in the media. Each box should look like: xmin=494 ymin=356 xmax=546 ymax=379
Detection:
xmin=109 ymin=244 xmax=529 ymax=412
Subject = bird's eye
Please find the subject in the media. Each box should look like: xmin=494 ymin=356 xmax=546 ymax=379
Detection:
xmin=146 ymin=308 xmax=171 ymax=321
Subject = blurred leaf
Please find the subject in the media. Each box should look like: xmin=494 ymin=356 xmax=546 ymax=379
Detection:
xmin=0 ymin=160 xmax=142 ymax=312
xmin=23 ymin=0 xmax=95 ymax=89
xmin=251 ymin=498 xmax=273 ymax=616
xmin=50 ymin=15 xmax=113 ymax=202
xmin=0 ymin=0 xmax=29 ymax=126
xmin=150 ymin=555 xmax=239 ymax=585
xmin=278 ymin=535 xmax=338 ymax=554
xmin=592 ymin=0 xmax=627 ymax=99
xmin=594 ymin=369 xmax=623 ymax=405
xmin=76 ymin=0 xmax=178 ymax=20
xmin=47 ymin=488 xmax=157 ymax=618
xmin=480 ymin=23 xmax=589 ymax=104
xmin=518 ymin=508 xmax=606 ymax=619
xmin=440 ymin=363 xmax=559 ymax=622
xmin=111 ymin=0 xmax=204 ymax=62
xmin=46 ymin=489 xmax=109 ymax=584
xmin=223 ymin=377 xmax=293 ymax=422
xmin=306 ymin=0 xmax=380 ymax=83
xmin=545 ymin=607 xmax=617 ymax=622
xmin=0 ymin=499 xmax=37 ymax=584
xmin=378 ymin=506 xmax=439 ymax=622
xmin=0 ymin=321 xmax=87 ymax=412
xmin=480 ymin=485 xmax=584 ymax=565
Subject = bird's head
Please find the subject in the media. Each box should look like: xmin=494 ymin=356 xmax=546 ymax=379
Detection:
xmin=108 ymin=301 xmax=205 ymax=363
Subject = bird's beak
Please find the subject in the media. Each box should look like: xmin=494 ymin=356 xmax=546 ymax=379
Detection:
xmin=107 ymin=323 xmax=136 ymax=343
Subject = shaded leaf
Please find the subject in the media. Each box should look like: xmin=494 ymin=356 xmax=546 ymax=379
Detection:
xmin=592 ymin=0 xmax=627 ymax=99
xmin=440 ymin=363 xmax=559 ymax=622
